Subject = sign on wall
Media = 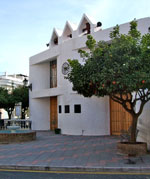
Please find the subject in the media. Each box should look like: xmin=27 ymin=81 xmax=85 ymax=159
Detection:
xmin=15 ymin=102 xmax=22 ymax=117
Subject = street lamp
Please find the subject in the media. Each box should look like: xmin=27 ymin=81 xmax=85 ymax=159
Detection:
xmin=23 ymin=78 xmax=28 ymax=87
xmin=23 ymin=78 xmax=32 ymax=91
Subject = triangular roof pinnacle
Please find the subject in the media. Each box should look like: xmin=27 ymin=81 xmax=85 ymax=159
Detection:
xmin=67 ymin=21 xmax=77 ymax=31
xmin=53 ymin=28 xmax=62 ymax=37
xmin=62 ymin=21 xmax=77 ymax=36
xmin=50 ymin=28 xmax=62 ymax=44
xmin=62 ymin=21 xmax=72 ymax=36
xmin=78 ymin=13 xmax=96 ymax=29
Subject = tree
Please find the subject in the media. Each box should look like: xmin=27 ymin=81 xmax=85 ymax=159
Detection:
xmin=0 ymin=87 xmax=7 ymax=108
xmin=0 ymin=87 xmax=15 ymax=119
xmin=13 ymin=86 xmax=29 ymax=119
xmin=67 ymin=20 xmax=150 ymax=143
xmin=0 ymin=85 xmax=29 ymax=119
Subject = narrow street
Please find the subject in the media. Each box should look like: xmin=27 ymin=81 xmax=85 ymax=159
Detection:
xmin=0 ymin=170 xmax=150 ymax=179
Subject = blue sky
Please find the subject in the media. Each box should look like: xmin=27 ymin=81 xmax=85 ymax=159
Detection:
xmin=0 ymin=0 xmax=150 ymax=75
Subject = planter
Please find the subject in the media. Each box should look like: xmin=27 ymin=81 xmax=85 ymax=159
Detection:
xmin=117 ymin=142 xmax=147 ymax=156
xmin=55 ymin=128 xmax=61 ymax=134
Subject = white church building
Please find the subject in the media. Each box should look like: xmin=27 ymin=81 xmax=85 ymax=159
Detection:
xmin=29 ymin=14 xmax=150 ymax=141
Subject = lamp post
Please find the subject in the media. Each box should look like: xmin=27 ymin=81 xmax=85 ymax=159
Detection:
xmin=23 ymin=78 xmax=32 ymax=91
xmin=23 ymin=78 xmax=28 ymax=87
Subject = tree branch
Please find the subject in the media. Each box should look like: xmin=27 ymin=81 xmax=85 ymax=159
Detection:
xmin=110 ymin=95 xmax=122 ymax=105
xmin=110 ymin=94 xmax=133 ymax=114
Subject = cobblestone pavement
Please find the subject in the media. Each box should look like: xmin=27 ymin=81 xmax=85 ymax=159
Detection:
xmin=0 ymin=131 xmax=149 ymax=171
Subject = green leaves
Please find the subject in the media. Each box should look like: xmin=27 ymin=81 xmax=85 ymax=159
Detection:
xmin=128 ymin=19 xmax=141 ymax=39
xmin=86 ymin=35 xmax=96 ymax=51
xmin=0 ymin=86 xmax=29 ymax=119
xmin=67 ymin=19 xmax=150 ymax=100
xmin=110 ymin=24 xmax=120 ymax=39
xmin=13 ymin=86 xmax=29 ymax=109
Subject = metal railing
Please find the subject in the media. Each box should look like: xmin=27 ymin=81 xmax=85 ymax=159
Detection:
xmin=0 ymin=119 xmax=32 ymax=130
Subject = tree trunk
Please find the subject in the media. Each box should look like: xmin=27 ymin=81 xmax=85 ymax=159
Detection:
xmin=8 ymin=112 xmax=11 ymax=120
xmin=130 ymin=115 xmax=138 ymax=143
xmin=21 ymin=108 xmax=25 ymax=119
xmin=6 ymin=108 xmax=13 ymax=120
xmin=21 ymin=111 xmax=25 ymax=119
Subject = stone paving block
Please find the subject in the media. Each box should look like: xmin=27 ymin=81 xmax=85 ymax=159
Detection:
xmin=0 ymin=131 xmax=149 ymax=171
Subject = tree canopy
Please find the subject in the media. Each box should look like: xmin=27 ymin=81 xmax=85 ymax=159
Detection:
xmin=0 ymin=87 xmax=15 ymax=119
xmin=13 ymin=86 xmax=29 ymax=119
xmin=67 ymin=20 xmax=150 ymax=143
xmin=0 ymin=86 xmax=29 ymax=119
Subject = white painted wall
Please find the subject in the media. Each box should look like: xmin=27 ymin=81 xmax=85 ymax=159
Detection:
xmin=137 ymin=102 xmax=150 ymax=150
xmin=58 ymin=94 xmax=110 ymax=135
xmin=30 ymin=62 xmax=50 ymax=91
xmin=30 ymin=97 xmax=50 ymax=130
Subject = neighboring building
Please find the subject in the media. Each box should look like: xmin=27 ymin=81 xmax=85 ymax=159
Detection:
xmin=0 ymin=72 xmax=28 ymax=118
xmin=0 ymin=72 xmax=28 ymax=90
xmin=29 ymin=14 xmax=150 ymax=141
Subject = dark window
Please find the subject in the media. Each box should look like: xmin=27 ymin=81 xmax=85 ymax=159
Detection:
xmin=74 ymin=104 xmax=81 ymax=113
xmin=54 ymin=37 xmax=58 ymax=45
xmin=67 ymin=34 xmax=72 ymax=38
xmin=82 ymin=23 xmax=90 ymax=34
xmin=59 ymin=105 xmax=61 ymax=113
xmin=65 ymin=105 xmax=70 ymax=113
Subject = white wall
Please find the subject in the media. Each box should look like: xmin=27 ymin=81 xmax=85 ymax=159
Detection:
xmin=29 ymin=97 xmax=50 ymax=130
xmin=58 ymin=94 xmax=110 ymax=135
xmin=137 ymin=102 xmax=150 ymax=150
xmin=30 ymin=62 xmax=50 ymax=91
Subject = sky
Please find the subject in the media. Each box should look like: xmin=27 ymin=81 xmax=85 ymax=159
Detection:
xmin=0 ymin=0 xmax=150 ymax=76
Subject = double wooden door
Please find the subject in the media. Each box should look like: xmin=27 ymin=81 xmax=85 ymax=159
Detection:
xmin=50 ymin=97 xmax=58 ymax=130
xmin=110 ymin=98 xmax=132 ymax=135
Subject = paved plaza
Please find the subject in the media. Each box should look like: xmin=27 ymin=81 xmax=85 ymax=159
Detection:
xmin=0 ymin=131 xmax=149 ymax=172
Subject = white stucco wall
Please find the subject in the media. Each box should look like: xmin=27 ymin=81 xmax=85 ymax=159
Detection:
xmin=30 ymin=62 xmax=50 ymax=91
xmin=29 ymin=97 xmax=50 ymax=130
xmin=58 ymin=94 xmax=110 ymax=135
xmin=137 ymin=102 xmax=150 ymax=150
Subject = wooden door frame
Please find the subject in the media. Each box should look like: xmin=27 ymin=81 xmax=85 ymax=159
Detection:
xmin=50 ymin=96 xmax=58 ymax=131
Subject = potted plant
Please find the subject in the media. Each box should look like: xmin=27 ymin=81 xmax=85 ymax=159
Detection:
xmin=118 ymin=128 xmax=147 ymax=156
xmin=55 ymin=128 xmax=61 ymax=134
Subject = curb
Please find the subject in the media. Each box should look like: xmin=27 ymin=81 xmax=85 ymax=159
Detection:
xmin=0 ymin=165 xmax=150 ymax=173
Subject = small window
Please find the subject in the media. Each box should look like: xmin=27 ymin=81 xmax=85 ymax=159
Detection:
xmin=54 ymin=37 xmax=58 ymax=45
xmin=59 ymin=105 xmax=61 ymax=113
xmin=74 ymin=104 xmax=81 ymax=113
xmin=82 ymin=23 xmax=90 ymax=34
xmin=65 ymin=105 xmax=70 ymax=113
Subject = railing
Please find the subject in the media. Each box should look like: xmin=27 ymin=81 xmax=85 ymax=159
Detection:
xmin=0 ymin=119 xmax=32 ymax=130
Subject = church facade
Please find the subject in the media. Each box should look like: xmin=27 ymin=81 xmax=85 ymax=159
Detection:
xmin=29 ymin=14 xmax=150 ymax=140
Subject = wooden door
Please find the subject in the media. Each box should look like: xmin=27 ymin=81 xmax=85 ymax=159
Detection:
xmin=50 ymin=97 xmax=58 ymax=130
xmin=110 ymin=98 xmax=132 ymax=135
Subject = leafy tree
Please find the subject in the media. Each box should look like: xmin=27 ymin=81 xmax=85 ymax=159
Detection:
xmin=67 ymin=20 xmax=150 ymax=143
xmin=0 ymin=85 xmax=29 ymax=119
xmin=13 ymin=86 xmax=29 ymax=119
xmin=0 ymin=87 xmax=15 ymax=119
xmin=4 ymin=94 xmax=15 ymax=119
xmin=0 ymin=87 xmax=7 ymax=108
